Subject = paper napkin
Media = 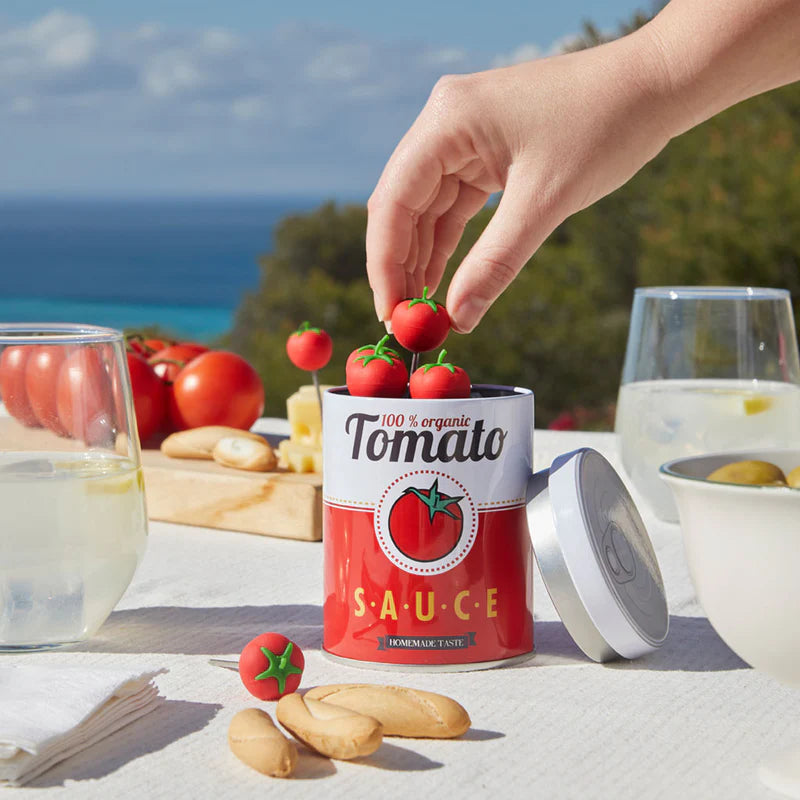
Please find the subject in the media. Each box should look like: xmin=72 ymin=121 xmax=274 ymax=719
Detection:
xmin=0 ymin=665 xmax=164 ymax=787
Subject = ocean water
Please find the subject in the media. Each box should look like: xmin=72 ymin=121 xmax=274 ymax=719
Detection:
xmin=0 ymin=196 xmax=324 ymax=341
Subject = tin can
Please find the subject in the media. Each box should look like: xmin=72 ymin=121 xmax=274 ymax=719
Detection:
xmin=322 ymin=386 xmax=534 ymax=670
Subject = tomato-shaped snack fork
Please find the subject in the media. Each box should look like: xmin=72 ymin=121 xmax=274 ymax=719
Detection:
xmin=409 ymin=349 xmax=471 ymax=399
xmin=213 ymin=632 xmax=305 ymax=701
xmin=286 ymin=321 xmax=333 ymax=417
xmin=391 ymin=286 xmax=451 ymax=353
xmin=286 ymin=321 xmax=333 ymax=372
xmin=346 ymin=335 xmax=408 ymax=398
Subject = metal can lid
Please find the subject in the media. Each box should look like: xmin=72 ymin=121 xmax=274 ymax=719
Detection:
xmin=526 ymin=448 xmax=668 ymax=662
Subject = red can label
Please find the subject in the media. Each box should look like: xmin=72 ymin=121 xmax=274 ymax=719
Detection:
xmin=322 ymin=386 xmax=534 ymax=667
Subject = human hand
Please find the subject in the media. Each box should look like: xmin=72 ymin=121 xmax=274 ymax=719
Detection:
xmin=366 ymin=27 xmax=678 ymax=333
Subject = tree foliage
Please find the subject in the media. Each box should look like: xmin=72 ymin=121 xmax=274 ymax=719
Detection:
xmin=230 ymin=22 xmax=800 ymax=428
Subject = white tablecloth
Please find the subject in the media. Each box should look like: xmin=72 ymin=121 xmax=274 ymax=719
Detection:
xmin=5 ymin=430 xmax=795 ymax=798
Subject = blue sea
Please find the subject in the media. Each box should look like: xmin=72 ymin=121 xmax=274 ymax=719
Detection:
xmin=0 ymin=196 xmax=329 ymax=342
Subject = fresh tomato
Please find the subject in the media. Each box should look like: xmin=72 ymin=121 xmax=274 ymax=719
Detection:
xmin=286 ymin=321 xmax=333 ymax=372
xmin=409 ymin=349 xmax=471 ymax=399
xmin=25 ymin=345 xmax=69 ymax=436
xmin=388 ymin=478 xmax=464 ymax=562
xmin=149 ymin=343 xmax=209 ymax=383
xmin=238 ymin=632 xmax=304 ymax=701
xmin=143 ymin=338 xmax=171 ymax=353
xmin=56 ymin=347 xmax=115 ymax=446
xmin=169 ymin=350 xmax=264 ymax=430
xmin=346 ymin=334 xmax=408 ymax=398
xmin=124 ymin=352 xmax=166 ymax=443
xmin=390 ymin=285 xmax=450 ymax=353
xmin=0 ymin=345 xmax=40 ymax=427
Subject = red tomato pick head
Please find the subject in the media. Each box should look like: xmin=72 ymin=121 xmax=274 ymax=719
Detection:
xmin=286 ymin=321 xmax=333 ymax=371
xmin=346 ymin=335 xmax=408 ymax=397
xmin=409 ymin=350 xmax=471 ymax=399
xmin=238 ymin=632 xmax=304 ymax=701
xmin=391 ymin=286 xmax=451 ymax=353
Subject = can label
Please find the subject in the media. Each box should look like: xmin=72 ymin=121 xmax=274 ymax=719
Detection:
xmin=323 ymin=387 xmax=534 ymax=667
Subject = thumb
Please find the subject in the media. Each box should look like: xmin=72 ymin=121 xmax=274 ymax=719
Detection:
xmin=446 ymin=170 xmax=557 ymax=334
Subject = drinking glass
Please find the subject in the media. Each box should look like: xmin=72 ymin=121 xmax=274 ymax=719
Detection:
xmin=0 ymin=324 xmax=148 ymax=650
xmin=615 ymin=287 xmax=800 ymax=521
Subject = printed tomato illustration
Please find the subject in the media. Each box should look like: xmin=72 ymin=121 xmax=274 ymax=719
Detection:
xmin=286 ymin=321 xmax=333 ymax=371
xmin=346 ymin=334 xmax=408 ymax=398
xmin=391 ymin=286 xmax=450 ymax=353
xmin=409 ymin=349 xmax=471 ymax=399
xmin=388 ymin=478 xmax=464 ymax=562
xmin=238 ymin=632 xmax=304 ymax=701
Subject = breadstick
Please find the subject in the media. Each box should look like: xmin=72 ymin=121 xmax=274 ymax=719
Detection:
xmin=213 ymin=436 xmax=277 ymax=471
xmin=276 ymin=693 xmax=382 ymax=760
xmin=161 ymin=426 xmax=265 ymax=459
xmin=228 ymin=708 xmax=297 ymax=778
xmin=304 ymin=684 xmax=470 ymax=738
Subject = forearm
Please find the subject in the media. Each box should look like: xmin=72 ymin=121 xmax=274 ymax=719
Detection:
xmin=642 ymin=0 xmax=800 ymax=136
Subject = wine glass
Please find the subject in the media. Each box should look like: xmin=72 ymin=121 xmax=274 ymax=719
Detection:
xmin=615 ymin=286 xmax=800 ymax=521
xmin=0 ymin=323 xmax=148 ymax=650
xmin=662 ymin=449 xmax=800 ymax=797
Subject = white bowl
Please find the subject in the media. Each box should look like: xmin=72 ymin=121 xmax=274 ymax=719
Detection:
xmin=661 ymin=449 xmax=800 ymax=686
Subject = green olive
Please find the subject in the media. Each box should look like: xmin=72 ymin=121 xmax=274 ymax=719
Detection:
xmin=706 ymin=460 xmax=788 ymax=487
xmin=788 ymin=466 xmax=800 ymax=489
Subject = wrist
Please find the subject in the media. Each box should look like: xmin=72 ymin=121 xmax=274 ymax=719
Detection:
xmin=616 ymin=24 xmax=697 ymax=142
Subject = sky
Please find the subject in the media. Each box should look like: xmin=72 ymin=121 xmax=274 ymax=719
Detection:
xmin=0 ymin=1 xmax=653 ymax=198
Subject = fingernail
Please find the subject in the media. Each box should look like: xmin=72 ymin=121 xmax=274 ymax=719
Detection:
xmin=373 ymin=292 xmax=386 ymax=322
xmin=384 ymin=319 xmax=394 ymax=335
xmin=451 ymin=297 xmax=487 ymax=334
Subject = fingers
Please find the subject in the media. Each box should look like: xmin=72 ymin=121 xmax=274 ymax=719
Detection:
xmin=446 ymin=168 xmax=558 ymax=334
xmin=423 ymin=183 xmax=490 ymax=296
xmin=366 ymin=144 xmax=445 ymax=321
xmin=413 ymin=174 xmax=460 ymax=286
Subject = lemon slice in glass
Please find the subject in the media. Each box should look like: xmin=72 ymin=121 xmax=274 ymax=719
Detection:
xmin=743 ymin=395 xmax=774 ymax=415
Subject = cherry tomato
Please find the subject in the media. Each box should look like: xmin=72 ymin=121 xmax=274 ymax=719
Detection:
xmin=238 ymin=632 xmax=304 ymax=701
xmin=56 ymin=347 xmax=115 ymax=446
xmin=390 ymin=285 xmax=450 ymax=353
xmin=409 ymin=349 xmax=471 ymax=399
xmin=143 ymin=338 xmax=171 ymax=353
xmin=25 ymin=345 xmax=69 ymax=436
xmin=124 ymin=352 xmax=166 ymax=443
xmin=388 ymin=478 xmax=464 ymax=562
xmin=149 ymin=343 xmax=209 ymax=383
xmin=346 ymin=334 xmax=408 ymax=398
xmin=0 ymin=345 xmax=40 ymax=427
xmin=286 ymin=321 xmax=333 ymax=371
xmin=169 ymin=350 xmax=264 ymax=430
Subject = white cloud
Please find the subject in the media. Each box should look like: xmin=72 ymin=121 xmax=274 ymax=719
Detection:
xmin=28 ymin=10 xmax=97 ymax=68
xmin=143 ymin=51 xmax=206 ymax=97
xmin=491 ymin=32 xmax=587 ymax=68
xmin=492 ymin=43 xmax=543 ymax=68
xmin=231 ymin=95 xmax=268 ymax=121
xmin=10 ymin=96 xmax=34 ymax=114
xmin=0 ymin=10 xmax=569 ymax=195
xmin=306 ymin=43 xmax=371 ymax=82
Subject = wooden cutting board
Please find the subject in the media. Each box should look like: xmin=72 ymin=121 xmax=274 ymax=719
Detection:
xmin=141 ymin=447 xmax=322 ymax=541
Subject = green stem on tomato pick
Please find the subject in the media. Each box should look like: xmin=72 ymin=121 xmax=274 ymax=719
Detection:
xmin=407 ymin=286 xmax=439 ymax=312
xmin=421 ymin=349 xmax=456 ymax=374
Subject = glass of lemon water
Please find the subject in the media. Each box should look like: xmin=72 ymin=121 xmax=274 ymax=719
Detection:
xmin=615 ymin=287 xmax=800 ymax=521
xmin=0 ymin=324 xmax=148 ymax=649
